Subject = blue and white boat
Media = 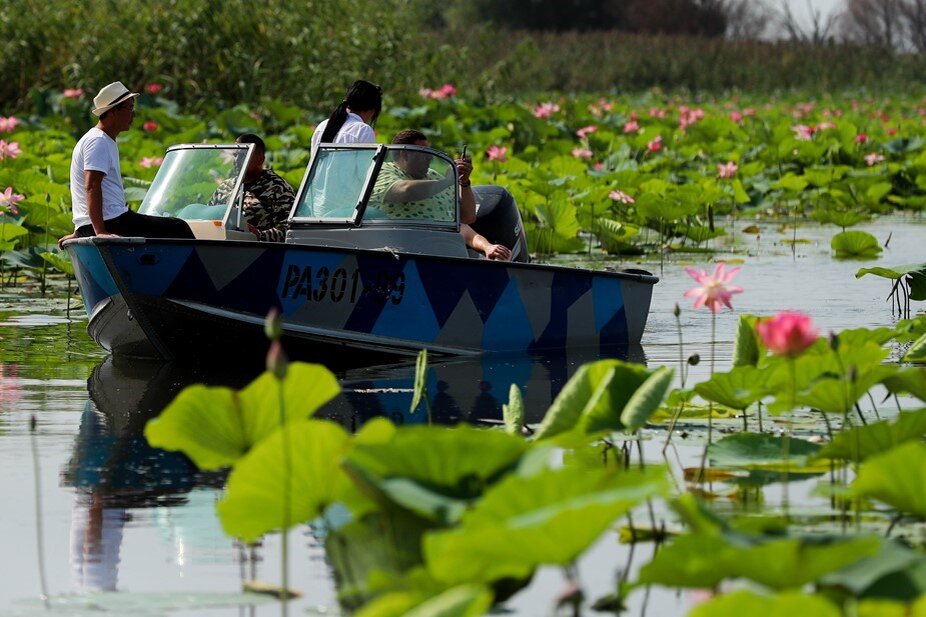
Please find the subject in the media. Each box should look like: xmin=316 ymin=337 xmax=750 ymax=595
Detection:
xmin=65 ymin=143 xmax=657 ymax=364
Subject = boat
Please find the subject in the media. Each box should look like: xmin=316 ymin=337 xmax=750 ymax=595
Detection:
xmin=65 ymin=142 xmax=658 ymax=365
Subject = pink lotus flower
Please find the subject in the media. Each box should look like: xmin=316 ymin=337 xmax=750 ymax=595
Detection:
xmin=683 ymin=262 xmax=743 ymax=314
xmin=609 ymin=189 xmax=634 ymax=204
xmin=571 ymin=148 xmax=593 ymax=160
xmin=0 ymin=140 xmax=22 ymax=160
xmin=63 ymin=88 xmax=84 ymax=99
xmin=729 ymin=111 xmax=743 ymax=124
xmin=486 ymin=145 xmax=508 ymax=162
xmin=145 ymin=83 xmax=163 ymax=94
xmin=678 ymin=106 xmax=705 ymax=131
xmin=716 ymin=161 xmax=738 ymax=179
xmin=649 ymin=107 xmax=667 ymax=119
xmin=420 ymin=83 xmax=456 ymax=100
xmin=864 ymin=153 xmax=885 ymax=166
xmin=577 ymin=125 xmax=598 ymax=138
xmin=816 ymin=121 xmax=837 ymax=131
xmin=855 ymin=133 xmax=868 ymax=144
xmin=139 ymin=156 xmax=164 ymax=168
xmin=533 ymin=102 xmax=560 ymax=119
xmin=587 ymin=98 xmax=614 ymax=117
xmin=622 ymin=120 xmax=640 ymax=134
xmin=647 ymin=135 xmax=663 ymax=153
xmin=756 ymin=311 xmax=818 ymax=357
xmin=743 ymin=107 xmax=757 ymax=117
xmin=0 ymin=116 xmax=19 ymax=132
xmin=887 ymin=127 xmax=898 ymax=136
xmin=0 ymin=186 xmax=24 ymax=215
xmin=792 ymin=124 xmax=815 ymax=140
xmin=143 ymin=121 xmax=158 ymax=132
xmin=593 ymin=162 xmax=604 ymax=170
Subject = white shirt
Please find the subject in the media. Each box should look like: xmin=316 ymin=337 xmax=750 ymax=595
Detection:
xmin=70 ymin=127 xmax=128 ymax=228
xmin=311 ymin=112 xmax=375 ymax=152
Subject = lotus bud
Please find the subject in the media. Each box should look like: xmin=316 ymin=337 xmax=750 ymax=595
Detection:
xmin=29 ymin=414 xmax=36 ymax=432
xmin=673 ymin=303 xmax=681 ymax=318
xmin=264 ymin=307 xmax=282 ymax=341
xmin=688 ymin=353 xmax=700 ymax=366
xmin=266 ymin=340 xmax=288 ymax=380
xmin=829 ymin=331 xmax=839 ymax=352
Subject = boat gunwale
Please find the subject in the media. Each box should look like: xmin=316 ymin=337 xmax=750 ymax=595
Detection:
xmin=63 ymin=236 xmax=660 ymax=285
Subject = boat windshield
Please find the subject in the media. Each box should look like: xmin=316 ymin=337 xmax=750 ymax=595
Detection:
xmin=292 ymin=144 xmax=458 ymax=225
xmin=137 ymin=145 xmax=252 ymax=222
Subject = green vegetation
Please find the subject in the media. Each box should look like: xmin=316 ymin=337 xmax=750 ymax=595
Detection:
xmin=145 ymin=313 xmax=926 ymax=615
xmin=2 ymin=1 xmax=926 ymax=113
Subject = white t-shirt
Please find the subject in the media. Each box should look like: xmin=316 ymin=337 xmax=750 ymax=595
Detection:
xmin=70 ymin=127 xmax=128 ymax=228
xmin=310 ymin=112 xmax=375 ymax=151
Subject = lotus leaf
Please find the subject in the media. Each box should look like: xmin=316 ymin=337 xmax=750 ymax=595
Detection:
xmin=820 ymin=540 xmax=926 ymax=600
xmin=217 ymin=419 xmax=350 ymax=541
xmin=832 ymin=230 xmax=882 ymax=258
xmin=424 ymin=465 xmax=667 ymax=584
xmin=145 ymin=362 xmax=340 ymax=469
xmin=355 ymin=585 xmax=492 ymax=617
xmin=695 ymin=366 xmax=770 ymax=410
xmin=708 ymin=433 xmax=822 ymax=471
xmin=817 ymin=409 xmax=926 ymax=463
xmin=638 ymin=532 xmax=880 ymax=590
xmin=689 ymin=590 xmax=841 ymax=617
xmin=344 ymin=424 xmax=528 ymax=507
xmin=852 ymin=441 xmax=926 ymax=518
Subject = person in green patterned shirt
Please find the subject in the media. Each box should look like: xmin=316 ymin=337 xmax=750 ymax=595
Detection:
xmin=370 ymin=130 xmax=510 ymax=259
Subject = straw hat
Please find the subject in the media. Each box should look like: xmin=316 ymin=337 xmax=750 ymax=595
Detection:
xmin=91 ymin=82 xmax=139 ymax=117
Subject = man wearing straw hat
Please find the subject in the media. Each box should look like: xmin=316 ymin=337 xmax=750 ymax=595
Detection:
xmin=67 ymin=81 xmax=193 ymax=240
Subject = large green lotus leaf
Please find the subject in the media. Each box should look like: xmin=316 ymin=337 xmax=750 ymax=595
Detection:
xmin=217 ymin=419 xmax=350 ymax=542
xmin=639 ymin=533 xmax=880 ymax=590
xmin=355 ymin=585 xmax=492 ymax=617
xmin=883 ymin=368 xmax=926 ymax=402
xmin=775 ymin=173 xmax=810 ymax=193
xmin=853 ymin=441 xmax=926 ymax=518
xmin=533 ymin=200 xmax=580 ymax=238
xmin=708 ymin=433 xmax=823 ymax=471
xmin=689 ymin=590 xmax=840 ymax=617
xmin=620 ymin=366 xmax=674 ymax=432
xmin=695 ymin=365 xmax=770 ymax=410
xmin=816 ymin=409 xmax=926 ymax=463
xmin=38 ymin=250 xmax=73 ymax=275
xmin=145 ymin=362 xmax=340 ymax=470
xmin=832 ymin=230 xmax=882 ymax=258
xmin=856 ymin=263 xmax=926 ymax=281
xmin=795 ymin=364 xmax=896 ymax=415
xmin=732 ymin=314 xmax=765 ymax=367
xmin=344 ymin=424 xmax=527 ymax=497
xmin=532 ymin=359 xmax=653 ymax=441
xmin=819 ymin=540 xmax=926 ymax=599
xmin=424 ymin=466 xmax=667 ymax=584
xmin=905 ymin=333 xmax=926 ymax=362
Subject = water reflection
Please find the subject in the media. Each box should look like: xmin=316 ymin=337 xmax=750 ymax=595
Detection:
xmin=58 ymin=346 xmax=645 ymax=598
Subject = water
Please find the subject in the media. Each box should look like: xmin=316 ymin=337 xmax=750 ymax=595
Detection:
xmin=0 ymin=215 xmax=923 ymax=616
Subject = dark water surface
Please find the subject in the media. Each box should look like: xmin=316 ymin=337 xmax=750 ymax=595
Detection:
xmin=1 ymin=215 xmax=923 ymax=616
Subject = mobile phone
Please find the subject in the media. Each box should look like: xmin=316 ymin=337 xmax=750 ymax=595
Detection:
xmin=461 ymin=144 xmax=468 ymax=159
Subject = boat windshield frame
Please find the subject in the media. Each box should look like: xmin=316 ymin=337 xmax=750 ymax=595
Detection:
xmin=137 ymin=143 xmax=255 ymax=230
xmin=290 ymin=143 xmax=460 ymax=231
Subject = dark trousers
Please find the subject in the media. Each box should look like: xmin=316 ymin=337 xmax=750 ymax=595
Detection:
xmin=76 ymin=210 xmax=194 ymax=239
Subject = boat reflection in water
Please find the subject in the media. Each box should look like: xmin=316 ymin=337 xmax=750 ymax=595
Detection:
xmin=60 ymin=345 xmax=644 ymax=593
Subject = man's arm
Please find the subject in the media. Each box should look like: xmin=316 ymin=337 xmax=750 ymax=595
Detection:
xmin=456 ymin=157 xmax=476 ymax=224
xmin=85 ymin=170 xmax=117 ymax=236
xmin=461 ymin=224 xmax=511 ymax=260
xmin=385 ymin=175 xmax=454 ymax=203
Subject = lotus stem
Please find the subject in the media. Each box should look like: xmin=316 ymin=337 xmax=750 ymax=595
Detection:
xmin=278 ymin=380 xmax=290 ymax=614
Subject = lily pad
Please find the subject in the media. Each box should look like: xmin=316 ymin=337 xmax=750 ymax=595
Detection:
xmin=832 ymin=230 xmax=882 ymax=259
xmin=145 ymin=362 xmax=340 ymax=470
xmin=708 ymin=433 xmax=823 ymax=472
xmin=423 ymin=465 xmax=667 ymax=584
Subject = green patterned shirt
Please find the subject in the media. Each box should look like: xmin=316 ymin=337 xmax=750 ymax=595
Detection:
xmin=369 ymin=162 xmax=455 ymax=222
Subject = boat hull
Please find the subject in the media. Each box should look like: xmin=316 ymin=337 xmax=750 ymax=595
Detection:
xmin=66 ymin=238 xmax=657 ymax=364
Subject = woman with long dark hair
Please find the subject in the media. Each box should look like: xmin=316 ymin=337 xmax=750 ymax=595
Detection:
xmin=311 ymin=80 xmax=383 ymax=151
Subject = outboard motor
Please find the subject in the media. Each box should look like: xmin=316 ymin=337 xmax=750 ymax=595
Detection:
xmin=470 ymin=185 xmax=530 ymax=262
